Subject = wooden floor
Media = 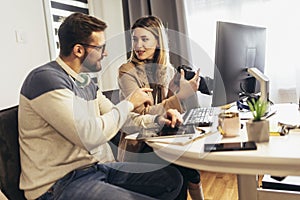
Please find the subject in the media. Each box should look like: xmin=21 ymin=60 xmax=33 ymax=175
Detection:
xmin=188 ymin=171 xmax=238 ymax=200
xmin=188 ymin=171 xmax=263 ymax=200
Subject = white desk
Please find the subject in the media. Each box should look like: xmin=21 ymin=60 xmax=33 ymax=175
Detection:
xmin=147 ymin=103 xmax=300 ymax=200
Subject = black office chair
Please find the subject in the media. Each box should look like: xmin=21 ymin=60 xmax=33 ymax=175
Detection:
xmin=0 ymin=92 xmax=120 ymax=200
xmin=0 ymin=105 xmax=26 ymax=200
xmin=102 ymin=89 xmax=120 ymax=105
xmin=102 ymin=89 xmax=121 ymax=159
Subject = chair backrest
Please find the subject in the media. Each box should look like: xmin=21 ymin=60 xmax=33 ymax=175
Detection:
xmin=0 ymin=91 xmax=120 ymax=200
xmin=102 ymin=89 xmax=121 ymax=159
xmin=0 ymin=106 xmax=26 ymax=200
xmin=102 ymin=89 xmax=120 ymax=105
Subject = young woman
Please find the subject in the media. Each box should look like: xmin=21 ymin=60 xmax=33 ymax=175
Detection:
xmin=118 ymin=15 xmax=204 ymax=200
xmin=118 ymin=16 xmax=200 ymax=115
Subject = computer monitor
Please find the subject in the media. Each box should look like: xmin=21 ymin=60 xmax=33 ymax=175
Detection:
xmin=212 ymin=21 xmax=268 ymax=107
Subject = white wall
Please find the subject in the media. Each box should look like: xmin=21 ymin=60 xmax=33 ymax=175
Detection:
xmin=0 ymin=0 xmax=50 ymax=109
xmin=0 ymin=0 xmax=126 ymax=109
xmin=90 ymin=0 xmax=127 ymax=91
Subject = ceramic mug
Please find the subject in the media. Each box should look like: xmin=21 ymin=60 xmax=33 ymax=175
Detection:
xmin=218 ymin=112 xmax=240 ymax=137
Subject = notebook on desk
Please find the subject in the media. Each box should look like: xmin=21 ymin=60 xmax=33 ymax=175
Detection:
xmin=135 ymin=124 xmax=197 ymax=140
xmin=132 ymin=107 xmax=219 ymax=141
xmin=125 ymin=125 xmax=213 ymax=145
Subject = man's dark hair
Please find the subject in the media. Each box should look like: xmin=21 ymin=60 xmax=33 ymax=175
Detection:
xmin=58 ymin=12 xmax=107 ymax=56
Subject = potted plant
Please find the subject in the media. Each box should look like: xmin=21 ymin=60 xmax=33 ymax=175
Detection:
xmin=246 ymin=98 xmax=270 ymax=142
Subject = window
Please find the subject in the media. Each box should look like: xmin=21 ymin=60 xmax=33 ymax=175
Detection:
xmin=43 ymin=0 xmax=89 ymax=59
xmin=185 ymin=0 xmax=300 ymax=103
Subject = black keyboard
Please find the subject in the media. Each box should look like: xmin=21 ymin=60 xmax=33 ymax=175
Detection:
xmin=183 ymin=107 xmax=217 ymax=127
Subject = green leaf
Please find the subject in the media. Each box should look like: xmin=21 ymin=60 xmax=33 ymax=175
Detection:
xmin=246 ymin=98 xmax=268 ymax=121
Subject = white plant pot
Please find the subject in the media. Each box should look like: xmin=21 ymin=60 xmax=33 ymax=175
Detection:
xmin=246 ymin=119 xmax=270 ymax=143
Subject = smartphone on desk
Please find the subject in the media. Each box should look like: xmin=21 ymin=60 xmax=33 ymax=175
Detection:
xmin=204 ymin=141 xmax=257 ymax=152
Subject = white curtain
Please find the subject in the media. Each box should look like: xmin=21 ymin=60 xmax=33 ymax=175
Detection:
xmin=185 ymin=0 xmax=300 ymax=104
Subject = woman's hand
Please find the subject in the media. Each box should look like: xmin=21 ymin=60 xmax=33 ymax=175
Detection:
xmin=156 ymin=109 xmax=183 ymax=128
xmin=176 ymin=69 xmax=200 ymax=100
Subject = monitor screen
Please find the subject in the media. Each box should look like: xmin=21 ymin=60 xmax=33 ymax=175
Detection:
xmin=212 ymin=21 xmax=266 ymax=107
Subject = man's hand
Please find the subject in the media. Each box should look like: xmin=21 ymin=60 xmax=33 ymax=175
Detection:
xmin=127 ymin=88 xmax=153 ymax=109
xmin=176 ymin=69 xmax=200 ymax=100
xmin=156 ymin=109 xmax=183 ymax=128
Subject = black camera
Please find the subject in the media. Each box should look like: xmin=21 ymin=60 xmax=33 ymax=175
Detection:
xmin=177 ymin=65 xmax=212 ymax=95
xmin=177 ymin=65 xmax=197 ymax=80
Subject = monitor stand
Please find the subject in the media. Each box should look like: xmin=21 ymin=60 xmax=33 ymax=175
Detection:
xmin=247 ymin=67 xmax=269 ymax=103
xmin=238 ymin=67 xmax=275 ymax=119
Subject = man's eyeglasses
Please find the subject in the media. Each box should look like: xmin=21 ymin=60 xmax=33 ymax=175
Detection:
xmin=79 ymin=43 xmax=106 ymax=54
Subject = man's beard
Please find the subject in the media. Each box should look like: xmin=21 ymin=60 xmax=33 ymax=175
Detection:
xmin=81 ymin=52 xmax=102 ymax=72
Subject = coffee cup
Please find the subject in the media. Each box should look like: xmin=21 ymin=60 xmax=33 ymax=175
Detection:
xmin=218 ymin=112 xmax=240 ymax=137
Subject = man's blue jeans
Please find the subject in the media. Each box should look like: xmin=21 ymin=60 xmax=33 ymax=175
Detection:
xmin=37 ymin=162 xmax=183 ymax=200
